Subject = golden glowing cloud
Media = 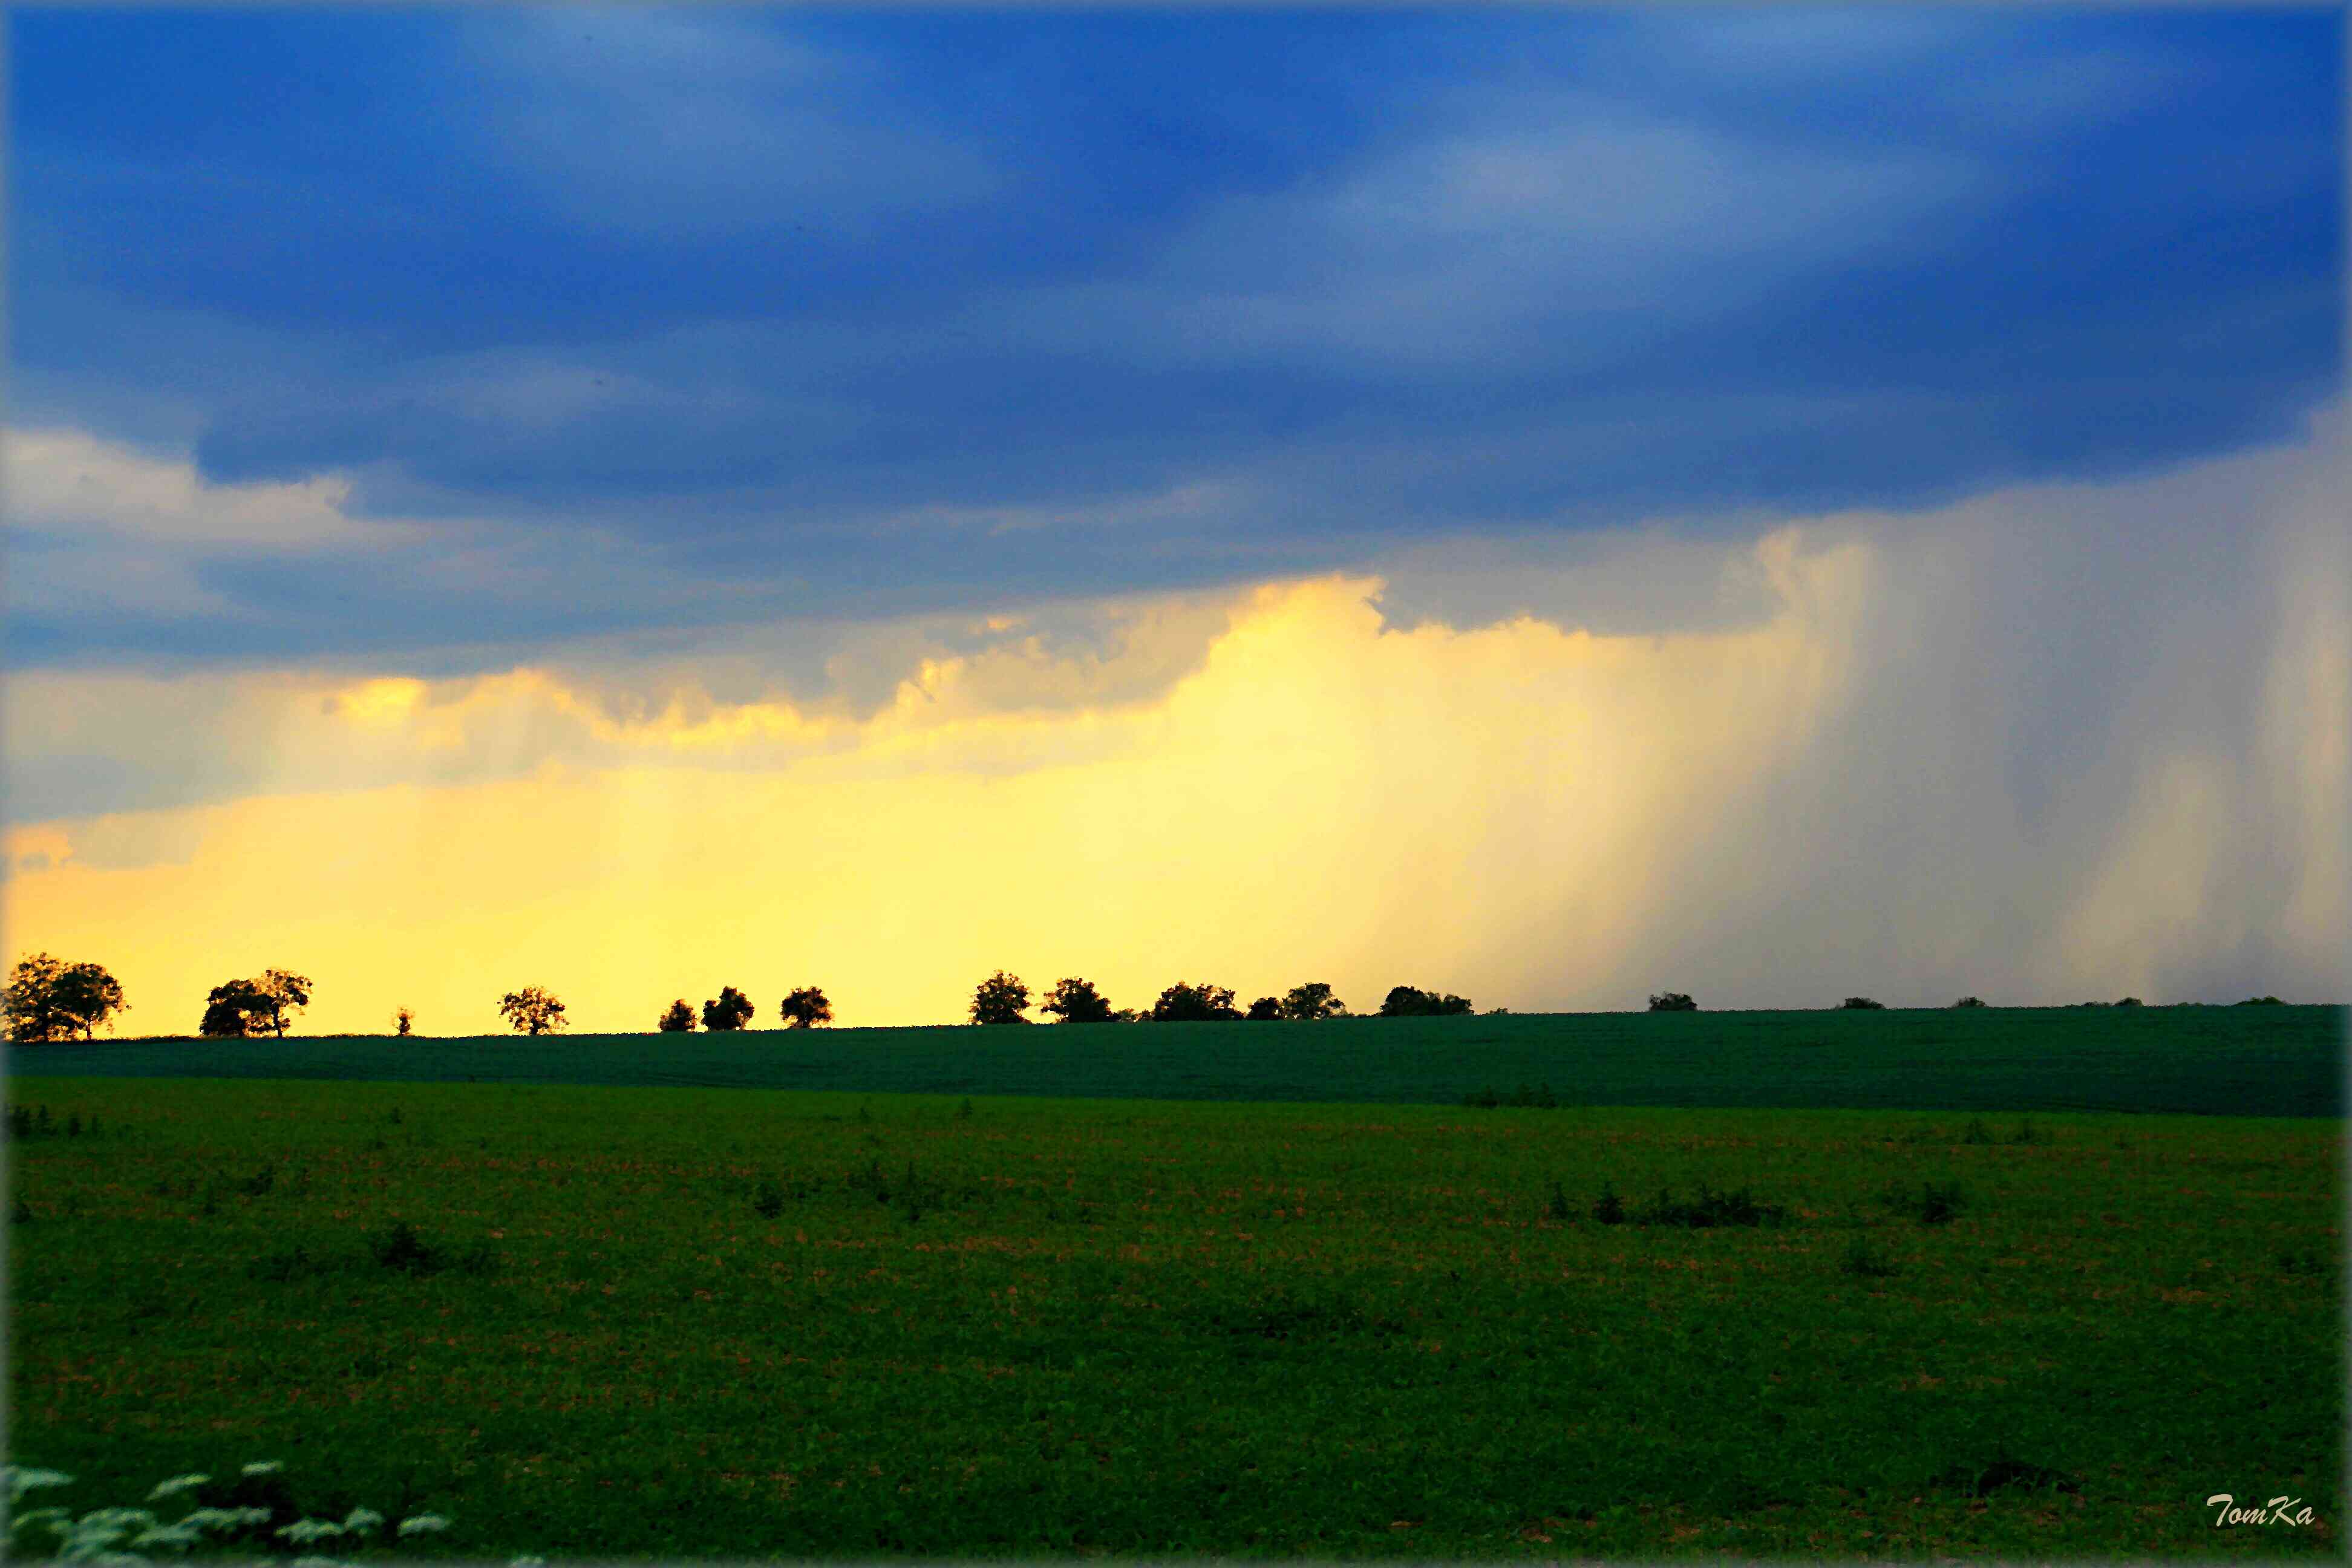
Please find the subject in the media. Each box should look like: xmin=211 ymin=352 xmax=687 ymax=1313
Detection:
xmin=4 ymin=415 xmax=2344 ymax=1033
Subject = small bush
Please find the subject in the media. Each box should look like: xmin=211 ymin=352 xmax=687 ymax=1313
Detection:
xmin=1632 ymin=1183 xmax=1786 ymax=1229
xmin=1885 ymin=1178 xmax=1967 ymax=1226
xmin=1840 ymin=1236 xmax=1898 ymax=1278
xmin=1952 ymin=995 xmax=1987 ymax=1008
xmin=1546 ymin=1180 xmax=1572 ymax=1222
xmin=2113 ymin=996 xmax=2143 ymax=1008
xmin=365 ymin=1221 xmax=496 ymax=1278
xmin=1462 ymin=1086 xmax=1501 ymax=1109
xmin=2009 ymin=1119 xmax=2040 ymax=1145
xmin=753 ymin=1180 xmax=786 ymax=1220
xmin=1647 ymin=992 xmax=1697 ymax=1012
xmin=1837 ymin=996 xmax=1886 ymax=1010
xmin=1961 ymin=1118 xmax=1993 ymax=1145
xmin=1590 ymin=1182 xmax=1625 ymax=1226
xmin=2236 ymin=995 xmax=2285 ymax=1006
xmin=235 ymin=1163 xmax=276 ymax=1198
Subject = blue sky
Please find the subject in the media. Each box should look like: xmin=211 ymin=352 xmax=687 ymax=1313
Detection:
xmin=8 ymin=5 xmax=2341 ymax=670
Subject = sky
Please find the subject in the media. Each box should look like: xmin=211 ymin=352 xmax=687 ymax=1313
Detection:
xmin=3 ymin=5 xmax=2344 ymax=1034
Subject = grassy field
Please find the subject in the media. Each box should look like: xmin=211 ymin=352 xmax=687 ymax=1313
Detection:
xmin=6 ymin=1076 xmax=2342 ymax=1559
xmin=11 ymin=1003 xmax=2344 ymax=1115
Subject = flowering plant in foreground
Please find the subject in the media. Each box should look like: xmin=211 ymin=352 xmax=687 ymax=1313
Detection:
xmin=4 ymin=1460 xmax=532 ymax=1567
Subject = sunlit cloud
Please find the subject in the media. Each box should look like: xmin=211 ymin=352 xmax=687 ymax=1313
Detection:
xmin=5 ymin=411 xmax=2341 ymax=1031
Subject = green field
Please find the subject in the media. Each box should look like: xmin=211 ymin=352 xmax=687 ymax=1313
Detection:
xmin=6 ymin=1076 xmax=2342 ymax=1559
xmin=12 ymin=1004 xmax=2345 ymax=1114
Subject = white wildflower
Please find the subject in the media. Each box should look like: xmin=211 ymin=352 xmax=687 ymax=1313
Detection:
xmin=238 ymin=1462 xmax=283 ymax=1477
xmin=132 ymin=1521 xmax=205 ymax=1550
xmin=272 ymin=1518 xmax=348 ymax=1544
xmin=7 ymin=1468 xmax=76 ymax=1504
xmin=289 ymin=1557 xmax=356 ymax=1568
xmin=396 ymin=1513 xmax=451 ymax=1536
xmin=509 ymin=1555 xmax=549 ymax=1567
xmin=340 ymin=1506 xmax=384 ymax=1533
xmin=14 ymin=1505 xmax=71 ymax=1532
xmin=146 ymin=1475 xmax=211 ymax=1503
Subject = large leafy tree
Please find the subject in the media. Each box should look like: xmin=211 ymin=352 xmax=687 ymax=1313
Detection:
xmin=1244 ymin=996 xmax=1283 ymax=1021
xmin=778 ymin=987 xmax=834 ymax=1028
xmin=1647 ymin=992 xmax=1698 ymax=1013
xmin=702 ymin=986 xmax=756 ymax=1031
xmin=1377 ymin=985 xmax=1474 ymax=1018
xmin=199 ymin=979 xmax=273 ymax=1038
xmin=5 ymin=953 xmax=129 ymax=1042
xmin=657 ymin=999 xmax=697 ymax=1033
xmin=1148 ymin=981 xmax=1241 ymax=1022
xmin=1278 ymin=981 xmax=1347 ymax=1021
xmin=1040 ymin=977 xmax=1117 ymax=1024
xmin=970 ymin=970 xmax=1031 ymax=1025
xmin=253 ymin=970 xmax=312 ymax=1037
xmin=498 ymin=986 xmax=567 ymax=1035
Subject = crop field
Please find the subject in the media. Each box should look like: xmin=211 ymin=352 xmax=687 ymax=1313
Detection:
xmin=6 ymin=1076 xmax=2342 ymax=1559
xmin=13 ymin=1004 xmax=2345 ymax=1116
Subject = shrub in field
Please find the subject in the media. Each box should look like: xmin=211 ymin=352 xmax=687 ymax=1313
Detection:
xmin=1837 ymin=996 xmax=1886 ymax=1010
xmin=497 ymin=986 xmax=566 ymax=1035
xmin=1647 ymin=991 xmax=1697 ymax=1012
xmin=658 ymin=999 xmax=697 ymax=1033
xmin=2010 ymin=1119 xmax=2040 ymax=1145
xmin=366 ymin=1220 xmax=497 ymax=1277
xmin=1244 ymin=996 xmax=1283 ymax=1021
xmin=1148 ymin=981 xmax=1243 ymax=1022
xmin=1630 ymin=1183 xmax=1785 ymax=1228
xmin=702 ymin=986 xmax=756 ymax=1031
xmin=1504 ymin=1082 xmax=1558 ymax=1108
xmin=1884 ymin=1178 xmax=1967 ymax=1226
xmin=1840 ymin=1235 xmax=1899 ymax=1278
xmin=1961 ymin=1118 xmax=1993 ymax=1145
xmin=1590 ymin=1181 xmax=1626 ymax=1226
xmin=1278 ymin=981 xmax=1347 ymax=1021
xmin=970 ymin=970 xmax=1031 ymax=1025
xmin=1378 ymin=985 xmax=1474 ymax=1017
xmin=4 ymin=1457 xmax=469 ymax=1567
xmin=778 ymin=985 xmax=833 ymax=1028
xmin=753 ymin=1180 xmax=786 ymax=1219
xmin=1040 ymin=977 xmax=1117 ymax=1024
xmin=1462 ymin=1086 xmax=1501 ymax=1109
xmin=5 ymin=953 xmax=129 ymax=1042
xmin=1952 ymin=996 xmax=1987 ymax=1008
xmin=2236 ymin=995 xmax=2285 ymax=1005
xmin=1546 ymin=1180 xmax=1572 ymax=1222
xmin=4 ymin=1104 xmax=105 ymax=1141
xmin=392 ymin=1005 xmax=414 ymax=1037
xmin=2114 ymin=996 xmax=2143 ymax=1007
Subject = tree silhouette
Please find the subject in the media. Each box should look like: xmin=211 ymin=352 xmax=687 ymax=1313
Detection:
xmin=658 ymin=999 xmax=697 ymax=1033
xmin=499 ymin=986 xmax=567 ymax=1035
xmin=199 ymin=979 xmax=273 ymax=1038
xmin=970 ymin=970 xmax=1031 ymax=1025
xmin=1952 ymin=996 xmax=1987 ymax=1008
xmin=394 ymin=1005 xmax=415 ymax=1036
xmin=252 ymin=970 xmax=312 ymax=1037
xmin=1040 ymin=977 xmax=1117 ymax=1024
xmin=1377 ymin=985 xmax=1474 ymax=1018
xmin=1148 ymin=981 xmax=1241 ymax=1022
xmin=1244 ymin=995 xmax=1283 ymax=1021
xmin=1837 ymin=996 xmax=1886 ymax=1010
xmin=702 ymin=986 xmax=756 ymax=1031
xmin=1279 ymin=981 xmax=1347 ymax=1021
xmin=5 ymin=953 xmax=129 ymax=1042
xmin=779 ymin=987 xmax=834 ymax=1028
xmin=1647 ymin=992 xmax=1697 ymax=1013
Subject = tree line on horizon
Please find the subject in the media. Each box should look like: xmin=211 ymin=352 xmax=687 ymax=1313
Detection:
xmin=0 ymin=950 xmax=2312 ymax=1043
